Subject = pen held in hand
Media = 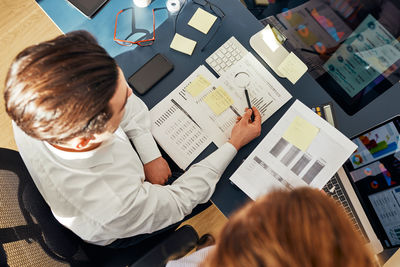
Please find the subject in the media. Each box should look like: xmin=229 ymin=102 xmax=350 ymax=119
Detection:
xmin=244 ymin=89 xmax=255 ymax=122
xmin=171 ymin=99 xmax=202 ymax=129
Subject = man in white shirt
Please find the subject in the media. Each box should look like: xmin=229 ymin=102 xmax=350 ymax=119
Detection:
xmin=4 ymin=31 xmax=261 ymax=247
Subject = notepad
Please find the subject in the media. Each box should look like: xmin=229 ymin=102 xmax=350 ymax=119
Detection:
xmin=170 ymin=33 xmax=197 ymax=55
xmin=186 ymin=75 xmax=211 ymax=97
xmin=278 ymin=52 xmax=308 ymax=84
xmin=283 ymin=115 xmax=319 ymax=151
xmin=188 ymin=8 xmax=217 ymax=34
xmin=262 ymin=24 xmax=280 ymax=52
xmin=204 ymin=86 xmax=234 ymax=115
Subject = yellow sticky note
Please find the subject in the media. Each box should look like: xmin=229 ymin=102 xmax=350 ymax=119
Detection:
xmin=188 ymin=8 xmax=217 ymax=34
xmin=186 ymin=75 xmax=211 ymax=97
xmin=277 ymin=52 xmax=308 ymax=84
xmin=204 ymin=86 xmax=234 ymax=115
xmin=283 ymin=116 xmax=319 ymax=151
xmin=170 ymin=33 xmax=197 ymax=55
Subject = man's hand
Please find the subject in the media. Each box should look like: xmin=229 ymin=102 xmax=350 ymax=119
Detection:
xmin=143 ymin=157 xmax=172 ymax=185
xmin=228 ymin=107 xmax=261 ymax=150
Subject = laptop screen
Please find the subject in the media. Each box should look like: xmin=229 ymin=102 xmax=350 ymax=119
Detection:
xmin=344 ymin=116 xmax=400 ymax=248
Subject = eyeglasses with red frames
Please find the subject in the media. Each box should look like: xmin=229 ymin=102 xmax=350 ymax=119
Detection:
xmin=114 ymin=8 xmax=156 ymax=47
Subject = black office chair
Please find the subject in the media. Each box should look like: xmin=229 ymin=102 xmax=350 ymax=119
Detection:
xmin=0 ymin=148 xmax=199 ymax=267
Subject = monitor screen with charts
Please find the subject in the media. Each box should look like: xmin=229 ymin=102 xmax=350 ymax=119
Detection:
xmin=264 ymin=0 xmax=400 ymax=115
xmin=343 ymin=115 xmax=400 ymax=249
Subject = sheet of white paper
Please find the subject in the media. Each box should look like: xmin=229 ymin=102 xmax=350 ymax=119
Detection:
xmin=172 ymin=66 xmax=239 ymax=147
xmin=230 ymin=100 xmax=357 ymax=200
xmin=177 ymin=54 xmax=292 ymax=147
xmin=151 ymin=56 xmax=292 ymax=167
xmin=219 ymin=53 xmax=292 ymax=124
xmin=150 ymin=88 xmax=212 ymax=170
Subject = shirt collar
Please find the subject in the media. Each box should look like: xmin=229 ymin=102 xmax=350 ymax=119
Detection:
xmin=44 ymin=138 xmax=114 ymax=169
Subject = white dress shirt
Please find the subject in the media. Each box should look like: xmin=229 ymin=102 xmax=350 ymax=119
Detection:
xmin=13 ymin=94 xmax=237 ymax=246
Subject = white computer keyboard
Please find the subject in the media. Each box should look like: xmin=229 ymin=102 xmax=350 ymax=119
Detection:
xmin=205 ymin=36 xmax=249 ymax=76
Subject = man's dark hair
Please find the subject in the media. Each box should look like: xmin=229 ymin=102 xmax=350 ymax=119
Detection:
xmin=4 ymin=30 xmax=119 ymax=144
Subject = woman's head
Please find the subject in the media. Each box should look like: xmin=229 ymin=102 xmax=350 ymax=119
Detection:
xmin=202 ymin=187 xmax=374 ymax=267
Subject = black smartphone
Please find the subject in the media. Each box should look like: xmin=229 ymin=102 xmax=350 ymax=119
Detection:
xmin=128 ymin=54 xmax=174 ymax=95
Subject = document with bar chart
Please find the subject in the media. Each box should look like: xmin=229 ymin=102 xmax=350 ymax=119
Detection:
xmin=230 ymin=100 xmax=357 ymax=200
xmin=150 ymin=63 xmax=291 ymax=169
xmin=149 ymin=66 xmax=214 ymax=170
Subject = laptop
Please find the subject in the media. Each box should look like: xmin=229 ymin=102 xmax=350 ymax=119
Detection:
xmin=338 ymin=115 xmax=400 ymax=254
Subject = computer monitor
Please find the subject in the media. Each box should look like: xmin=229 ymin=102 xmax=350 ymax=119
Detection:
xmin=264 ymin=0 xmax=400 ymax=115
xmin=343 ymin=115 xmax=400 ymax=249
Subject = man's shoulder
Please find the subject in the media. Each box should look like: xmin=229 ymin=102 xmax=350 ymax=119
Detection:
xmin=12 ymin=121 xmax=47 ymax=158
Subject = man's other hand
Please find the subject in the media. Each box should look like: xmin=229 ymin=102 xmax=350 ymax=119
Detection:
xmin=143 ymin=157 xmax=172 ymax=185
xmin=228 ymin=107 xmax=261 ymax=151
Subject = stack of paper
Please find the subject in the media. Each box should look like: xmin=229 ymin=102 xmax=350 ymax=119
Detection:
xmin=229 ymin=100 xmax=357 ymax=199
xmin=150 ymin=53 xmax=292 ymax=169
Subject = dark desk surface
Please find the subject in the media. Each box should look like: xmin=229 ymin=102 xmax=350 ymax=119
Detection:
xmin=36 ymin=0 xmax=169 ymax=57
xmin=39 ymin=0 xmax=400 ymax=215
xmin=113 ymin=0 xmax=400 ymax=217
xmin=116 ymin=0 xmax=400 ymax=256
xmin=38 ymin=0 xmax=399 ymax=261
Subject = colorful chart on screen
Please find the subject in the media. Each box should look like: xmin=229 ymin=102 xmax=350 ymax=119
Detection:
xmin=350 ymin=121 xmax=399 ymax=169
xmin=266 ymin=0 xmax=400 ymax=115
xmin=343 ymin=116 xmax=400 ymax=248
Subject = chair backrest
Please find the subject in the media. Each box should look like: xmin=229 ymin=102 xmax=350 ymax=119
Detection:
xmin=0 ymin=148 xmax=91 ymax=266
xmin=0 ymin=147 xmax=200 ymax=267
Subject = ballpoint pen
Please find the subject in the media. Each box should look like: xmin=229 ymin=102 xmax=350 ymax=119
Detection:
xmin=171 ymin=99 xmax=202 ymax=129
xmin=244 ymin=89 xmax=255 ymax=122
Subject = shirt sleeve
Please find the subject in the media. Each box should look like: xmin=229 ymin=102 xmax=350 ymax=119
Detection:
xmin=99 ymin=142 xmax=237 ymax=242
xmin=166 ymin=246 xmax=215 ymax=267
xmin=119 ymin=94 xmax=161 ymax=164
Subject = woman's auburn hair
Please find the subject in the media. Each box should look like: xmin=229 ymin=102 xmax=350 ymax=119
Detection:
xmin=201 ymin=187 xmax=375 ymax=267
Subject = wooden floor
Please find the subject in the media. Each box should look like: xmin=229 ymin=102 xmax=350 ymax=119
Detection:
xmin=0 ymin=0 xmax=227 ymax=254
